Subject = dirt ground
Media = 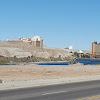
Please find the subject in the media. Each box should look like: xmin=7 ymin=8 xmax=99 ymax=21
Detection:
xmin=0 ymin=63 xmax=100 ymax=82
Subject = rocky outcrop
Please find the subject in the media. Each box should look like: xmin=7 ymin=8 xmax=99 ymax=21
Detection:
xmin=0 ymin=41 xmax=90 ymax=58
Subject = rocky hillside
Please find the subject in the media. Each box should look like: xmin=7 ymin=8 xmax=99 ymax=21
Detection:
xmin=0 ymin=41 xmax=91 ymax=58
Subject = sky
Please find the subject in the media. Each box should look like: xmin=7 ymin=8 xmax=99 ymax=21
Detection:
xmin=0 ymin=0 xmax=100 ymax=50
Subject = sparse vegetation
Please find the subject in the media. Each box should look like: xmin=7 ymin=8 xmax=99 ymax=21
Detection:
xmin=81 ymin=54 xmax=90 ymax=58
xmin=0 ymin=60 xmax=8 ymax=65
xmin=14 ymin=56 xmax=17 ymax=59
xmin=49 ymin=56 xmax=63 ymax=61
xmin=72 ymin=52 xmax=90 ymax=59
xmin=0 ymin=55 xmax=77 ymax=64
xmin=0 ymin=56 xmax=63 ymax=64
xmin=0 ymin=79 xmax=2 ymax=83
xmin=73 ymin=52 xmax=79 ymax=58
xmin=83 ymin=63 xmax=87 ymax=65
xmin=69 ymin=59 xmax=77 ymax=64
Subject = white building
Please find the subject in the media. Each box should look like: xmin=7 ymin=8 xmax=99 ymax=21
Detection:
xmin=69 ymin=45 xmax=73 ymax=50
xmin=79 ymin=50 xmax=83 ymax=53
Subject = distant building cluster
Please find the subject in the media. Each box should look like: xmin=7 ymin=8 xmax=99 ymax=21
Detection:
xmin=7 ymin=36 xmax=43 ymax=48
xmin=91 ymin=41 xmax=100 ymax=57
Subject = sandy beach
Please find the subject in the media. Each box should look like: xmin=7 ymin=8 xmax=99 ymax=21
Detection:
xmin=1 ymin=63 xmax=100 ymax=90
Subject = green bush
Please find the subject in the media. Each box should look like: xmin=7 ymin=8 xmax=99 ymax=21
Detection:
xmin=69 ymin=59 xmax=77 ymax=64
xmin=81 ymin=54 xmax=90 ymax=58
xmin=0 ymin=60 xmax=8 ymax=65
xmin=49 ymin=56 xmax=63 ymax=61
xmin=83 ymin=63 xmax=87 ymax=65
xmin=73 ymin=52 xmax=79 ymax=58
xmin=13 ymin=56 xmax=17 ymax=59
xmin=0 ymin=79 xmax=2 ymax=83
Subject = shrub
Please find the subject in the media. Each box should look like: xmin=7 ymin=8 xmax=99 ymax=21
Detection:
xmin=69 ymin=59 xmax=77 ymax=64
xmin=83 ymin=63 xmax=87 ymax=65
xmin=14 ymin=56 xmax=17 ymax=59
xmin=0 ymin=60 xmax=8 ymax=65
xmin=0 ymin=79 xmax=2 ymax=83
xmin=73 ymin=52 xmax=79 ymax=58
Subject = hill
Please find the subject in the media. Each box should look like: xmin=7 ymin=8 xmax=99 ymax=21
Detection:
xmin=0 ymin=41 xmax=90 ymax=59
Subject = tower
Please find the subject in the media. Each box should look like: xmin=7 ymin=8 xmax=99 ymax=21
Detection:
xmin=31 ymin=36 xmax=43 ymax=48
xmin=91 ymin=42 xmax=100 ymax=57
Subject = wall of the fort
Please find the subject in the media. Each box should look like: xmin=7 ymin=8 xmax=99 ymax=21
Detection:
xmin=40 ymin=40 xmax=43 ymax=48
xmin=7 ymin=40 xmax=23 ymax=43
xmin=36 ymin=41 xmax=41 ymax=47
xmin=7 ymin=38 xmax=43 ymax=48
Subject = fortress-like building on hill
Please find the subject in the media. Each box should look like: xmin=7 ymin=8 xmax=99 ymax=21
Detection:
xmin=7 ymin=36 xmax=43 ymax=48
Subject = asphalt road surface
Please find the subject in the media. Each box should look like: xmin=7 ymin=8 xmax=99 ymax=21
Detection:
xmin=1 ymin=80 xmax=100 ymax=100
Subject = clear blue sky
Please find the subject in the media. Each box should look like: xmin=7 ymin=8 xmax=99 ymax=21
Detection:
xmin=0 ymin=0 xmax=100 ymax=50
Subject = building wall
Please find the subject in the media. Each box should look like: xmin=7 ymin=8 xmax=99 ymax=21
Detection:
xmin=7 ymin=40 xmax=23 ymax=43
xmin=7 ymin=36 xmax=43 ymax=48
xmin=91 ymin=42 xmax=100 ymax=57
xmin=18 ymin=36 xmax=43 ymax=48
xmin=40 ymin=40 xmax=43 ymax=48
xmin=36 ymin=41 xmax=40 ymax=47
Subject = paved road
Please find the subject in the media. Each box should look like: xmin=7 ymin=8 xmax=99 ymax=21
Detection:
xmin=1 ymin=80 xmax=100 ymax=100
